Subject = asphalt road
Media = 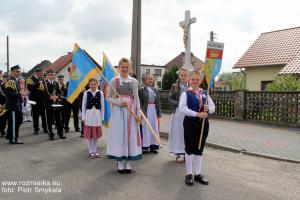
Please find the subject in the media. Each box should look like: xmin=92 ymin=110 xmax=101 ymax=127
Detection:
xmin=0 ymin=123 xmax=299 ymax=200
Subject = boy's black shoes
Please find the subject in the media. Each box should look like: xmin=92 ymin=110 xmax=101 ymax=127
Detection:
xmin=194 ymin=174 xmax=209 ymax=185
xmin=185 ymin=174 xmax=194 ymax=186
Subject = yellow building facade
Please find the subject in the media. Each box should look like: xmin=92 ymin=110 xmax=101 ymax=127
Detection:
xmin=245 ymin=66 xmax=283 ymax=91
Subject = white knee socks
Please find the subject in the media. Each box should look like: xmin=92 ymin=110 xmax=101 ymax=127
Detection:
xmin=117 ymin=160 xmax=126 ymax=170
xmin=117 ymin=161 xmax=131 ymax=170
xmin=185 ymin=153 xmax=194 ymax=175
xmin=194 ymin=155 xmax=202 ymax=175
xmin=87 ymin=139 xmax=98 ymax=154
xmin=87 ymin=139 xmax=93 ymax=154
xmin=125 ymin=161 xmax=131 ymax=170
xmin=92 ymin=139 xmax=98 ymax=153
xmin=185 ymin=154 xmax=203 ymax=175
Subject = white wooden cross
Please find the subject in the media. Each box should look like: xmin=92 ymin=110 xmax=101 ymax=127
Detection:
xmin=179 ymin=10 xmax=197 ymax=71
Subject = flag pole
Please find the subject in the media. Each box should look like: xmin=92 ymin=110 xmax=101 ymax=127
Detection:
xmin=100 ymin=53 xmax=161 ymax=145
xmin=198 ymin=64 xmax=211 ymax=150
xmin=100 ymin=72 xmax=139 ymax=120
xmin=198 ymin=82 xmax=210 ymax=150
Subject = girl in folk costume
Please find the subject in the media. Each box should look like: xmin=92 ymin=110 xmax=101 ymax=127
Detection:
xmin=168 ymin=68 xmax=189 ymax=162
xmin=20 ymin=78 xmax=32 ymax=122
xmin=179 ymin=71 xmax=215 ymax=186
xmin=107 ymin=58 xmax=142 ymax=174
xmin=82 ymin=78 xmax=105 ymax=159
xmin=138 ymin=73 xmax=161 ymax=154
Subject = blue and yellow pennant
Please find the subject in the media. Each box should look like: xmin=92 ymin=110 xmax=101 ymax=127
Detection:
xmin=100 ymin=53 xmax=117 ymax=127
xmin=67 ymin=44 xmax=100 ymax=104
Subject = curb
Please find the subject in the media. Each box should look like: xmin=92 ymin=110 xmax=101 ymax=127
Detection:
xmin=160 ymin=131 xmax=300 ymax=164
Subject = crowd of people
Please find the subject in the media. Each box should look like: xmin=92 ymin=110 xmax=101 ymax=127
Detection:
xmin=0 ymin=66 xmax=82 ymax=142
xmin=0 ymin=58 xmax=215 ymax=186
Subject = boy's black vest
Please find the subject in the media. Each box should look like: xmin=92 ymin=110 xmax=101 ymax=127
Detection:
xmin=86 ymin=91 xmax=101 ymax=109
xmin=186 ymin=90 xmax=207 ymax=112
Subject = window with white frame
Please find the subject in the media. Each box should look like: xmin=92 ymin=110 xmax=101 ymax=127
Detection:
xmin=154 ymin=69 xmax=161 ymax=76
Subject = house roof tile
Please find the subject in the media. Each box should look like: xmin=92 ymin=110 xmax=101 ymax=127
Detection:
xmin=234 ymin=27 xmax=300 ymax=72
xmin=165 ymin=52 xmax=204 ymax=70
xmin=279 ymin=54 xmax=300 ymax=74
xmin=44 ymin=53 xmax=73 ymax=73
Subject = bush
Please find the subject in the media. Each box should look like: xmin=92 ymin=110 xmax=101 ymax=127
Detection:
xmin=162 ymin=66 xmax=179 ymax=90
xmin=266 ymin=74 xmax=300 ymax=92
xmin=218 ymin=72 xmax=245 ymax=90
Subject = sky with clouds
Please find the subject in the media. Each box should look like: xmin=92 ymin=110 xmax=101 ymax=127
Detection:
xmin=0 ymin=0 xmax=299 ymax=73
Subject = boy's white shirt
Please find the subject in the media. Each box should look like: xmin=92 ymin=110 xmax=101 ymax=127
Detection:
xmin=179 ymin=88 xmax=215 ymax=117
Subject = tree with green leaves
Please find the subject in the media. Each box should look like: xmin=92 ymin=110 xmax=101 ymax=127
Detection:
xmin=266 ymin=74 xmax=300 ymax=92
xmin=162 ymin=66 xmax=179 ymax=90
xmin=218 ymin=72 xmax=245 ymax=90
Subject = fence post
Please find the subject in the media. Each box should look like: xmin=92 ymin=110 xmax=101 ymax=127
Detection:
xmin=234 ymin=90 xmax=246 ymax=120
xmin=284 ymin=93 xmax=289 ymax=125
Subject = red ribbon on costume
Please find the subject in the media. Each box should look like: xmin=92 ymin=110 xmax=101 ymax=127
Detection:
xmin=120 ymin=95 xmax=141 ymax=147
xmin=188 ymin=89 xmax=203 ymax=112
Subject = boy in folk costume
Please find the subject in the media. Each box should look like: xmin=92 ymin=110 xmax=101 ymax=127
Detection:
xmin=107 ymin=58 xmax=142 ymax=174
xmin=179 ymin=71 xmax=215 ymax=186
xmin=138 ymin=73 xmax=161 ymax=154
xmin=82 ymin=79 xmax=104 ymax=159
xmin=168 ymin=68 xmax=189 ymax=162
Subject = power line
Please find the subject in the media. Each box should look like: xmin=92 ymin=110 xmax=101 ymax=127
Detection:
xmin=0 ymin=0 xmax=63 ymax=17
xmin=142 ymin=32 xmax=209 ymax=61
xmin=216 ymin=33 xmax=252 ymax=44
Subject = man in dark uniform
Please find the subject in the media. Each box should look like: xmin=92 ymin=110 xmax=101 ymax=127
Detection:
xmin=64 ymin=80 xmax=80 ymax=133
xmin=57 ymin=74 xmax=67 ymax=130
xmin=0 ymin=70 xmax=8 ymax=137
xmin=43 ymin=70 xmax=66 ymax=140
xmin=4 ymin=65 xmax=24 ymax=144
xmin=43 ymin=73 xmax=48 ymax=81
xmin=27 ymin=68 xmax=47 ymax=135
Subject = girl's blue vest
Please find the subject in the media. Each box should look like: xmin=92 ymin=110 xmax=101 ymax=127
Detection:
xmin=86 ymin=91 xmax=101 ymax=109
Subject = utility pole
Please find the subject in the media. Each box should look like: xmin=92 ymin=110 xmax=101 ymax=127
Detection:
xmin=209 ymin=31 xmax=215 ymax=90
xmin=131 ymin=0 xmax=142 ymax=82
xmin=6 ymin=36 xmax=9 ymax=73
xmin=210 ymin=31 xmax=214 ymax=42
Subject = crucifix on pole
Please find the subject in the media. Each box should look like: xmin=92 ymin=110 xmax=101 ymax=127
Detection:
xmin=179 ymin=10 xmax=196 ymax=71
